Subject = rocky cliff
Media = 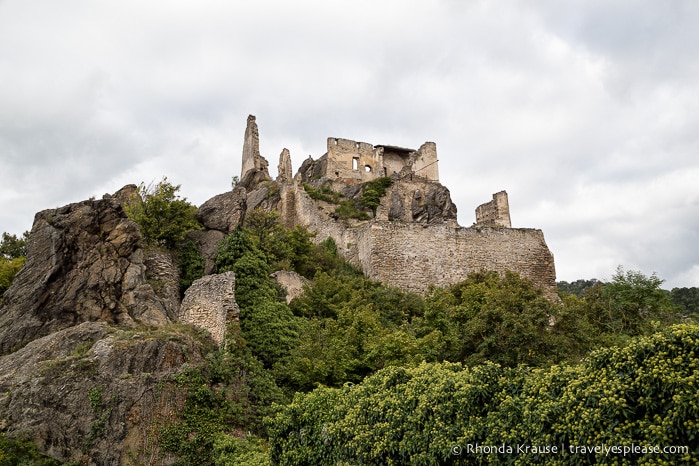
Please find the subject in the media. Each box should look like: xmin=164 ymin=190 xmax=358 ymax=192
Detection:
xmin=0 ymin=185 xmax=175 ymax=355
xmin=0 ymin=186 xmax=229 ymax=464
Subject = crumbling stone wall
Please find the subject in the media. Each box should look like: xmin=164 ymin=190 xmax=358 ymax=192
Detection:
xmin=319 ymin=137 xmax=439 ymax=184
xmin=359 ymin=222 xmax=558 ymax=300
xmin=178 ymin=272 xmax=238 ymax=346
xmin=276 ymin=184 xmax=557 ymax=299
xmin=475 ymin=190 xmax=511 ymax=228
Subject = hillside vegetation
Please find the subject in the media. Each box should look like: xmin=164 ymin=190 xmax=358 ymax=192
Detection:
xmin=1 ymin=179 xmax=697 ymax=465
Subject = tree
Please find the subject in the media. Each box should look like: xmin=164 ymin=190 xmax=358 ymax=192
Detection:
xmin=0 ymin=231 xmax=29 ymax=260
xmin=418 ymin=271 xmax=560 ymax=367
xmin=125 ymin=177 xmax=201 ymax=250
xmin=268 ymin=325 xmax=699 ymax=465
xmin=584 ymin=266 xmax=679 ymax=336
xmin=0 ymin=232 xmax=29 ymax=302
xmin=669 ymin=287 xmax=699 ymax=319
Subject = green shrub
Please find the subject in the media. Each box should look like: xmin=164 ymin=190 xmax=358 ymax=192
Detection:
xmin=334 ymin=200 xmax=370 ymax=220
xmin=359 ymin=176 xmax=392 ymax=214
xmin=125 ymin=177 xmax=201 ymax=250
xmin=177 ymin=237 xmax=205 ymax=295
xmin=0 ymin=433 xmax=62 ymax=465
xmin=302 ymin=183 xmax=342 ymax=204
xmin=268 ymin=324 xmax=699 ymax=465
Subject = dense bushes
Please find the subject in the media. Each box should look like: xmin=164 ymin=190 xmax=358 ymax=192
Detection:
xmin=268 ymin=325 xmax=699 ymax=465
xmin=125 ymin=178 xmax=202 ymax=250
xmin=0 ymin=232 xmax=28 ymax=303
xmin=0 ymin=434 xmax=62 ymax=465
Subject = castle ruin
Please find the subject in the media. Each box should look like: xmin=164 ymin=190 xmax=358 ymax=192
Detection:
xmin=225 ymin=115 xmax=555 ymax=299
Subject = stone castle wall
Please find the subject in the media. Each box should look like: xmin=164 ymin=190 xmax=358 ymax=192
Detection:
xmin=277 ymin=185 xmax=557 ymax=299
xmin=360 ymin=222 xmax=557 ymax=300
xmin=233 ymin=116 xmax=556 ymax=300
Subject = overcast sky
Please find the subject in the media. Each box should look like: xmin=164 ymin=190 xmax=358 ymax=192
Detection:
xmin=1 ymin=0 xmax=698 ymax=288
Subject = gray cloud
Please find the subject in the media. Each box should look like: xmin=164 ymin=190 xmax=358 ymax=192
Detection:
xmin=1 ymin=0 xmax=697 ymax=288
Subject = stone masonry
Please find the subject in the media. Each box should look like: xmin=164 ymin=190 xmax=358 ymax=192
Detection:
xmin=475 ymin=190 xmax=512 ymax=228
xmin=178 ymin=272 xmax=239 ymax=346
xmin=202 ymin=116 xmax=558 ymax=300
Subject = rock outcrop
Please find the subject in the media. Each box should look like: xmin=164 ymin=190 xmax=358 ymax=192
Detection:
xmin=0 ymin=186 xmax=172 ymax=354
xmin=277 ymin=148 xmax=294 ymax=185
xmin=0 ymin=321 xmax=212 ymax=465
xmin=195 ymin=185 xmax=247 ymax=234
xmin=0 ymin=185 xmax=237 ymax=464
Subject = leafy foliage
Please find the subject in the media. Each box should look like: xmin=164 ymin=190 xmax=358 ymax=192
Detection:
xmin=334 ymin=200 xmax=371 ymax=220
xmin=268 ymin=325 xmax=699 ymax=465
xmin=125 ymin=177 xmax=202 ymax=250
xmin=0 ymin=231 xmax=29 ymax=260
xmin=0 ymin=256 xmax=25 ymax=302
xmin=0 ymin=231 xmax=29 ymax=302
xmin=0 ymin=433 xmax=62 ymax=465
xmin=177 ymin=237 xmax=206 ymax=296
xmin=124 ymin=177 xmax=205 ymax=294
xmin=581 ymin=266 xmax=679 ymax=337
xmin=417 ymin=271 xmax=572 ymax=367
xmin=669 ymin=286 xmax=699 ymax=319
xmin=557 ymin=278 xmax=603 ymax=297
xmin=330 ymin=177 xmax=393 ymax=219
xmin=359 ymin=176 xmax=392 ymax=214
xmin=301 ymin=182 xmax=342 ymax=204
xmin=159 ymin=338 xmax=285 ymax=466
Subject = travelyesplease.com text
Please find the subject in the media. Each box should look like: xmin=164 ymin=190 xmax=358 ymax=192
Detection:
xmin=450 ymin=442 xmax=689 ymax=457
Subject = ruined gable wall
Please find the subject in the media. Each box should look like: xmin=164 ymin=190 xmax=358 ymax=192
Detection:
xmin=326 ymin=137 xmax=384 ymax=182
xmin=382 ymin=150 xmax=410 ymax=178
xmin=410 ymin=142 xmax=439 ymax=182
xmin=361 ymin=222 xmax=557 ymax=300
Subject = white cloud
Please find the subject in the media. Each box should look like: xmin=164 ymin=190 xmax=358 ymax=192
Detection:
xmin=1 ymin=0 xmax=698 ymax=288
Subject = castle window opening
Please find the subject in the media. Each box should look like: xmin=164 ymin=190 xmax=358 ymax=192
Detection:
xmin=352 ymin=157 xmax=359 ymax=171
xmin=364 ymin=165 xmax=372 ymax=172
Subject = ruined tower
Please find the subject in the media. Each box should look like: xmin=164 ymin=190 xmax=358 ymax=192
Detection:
xmin=240 ymin=115 xmax=271 ymax=188
xmin=475 ymin=191 xmax=511 ymax=228
xmin=277 ymin=148 xmax=293 ymax=185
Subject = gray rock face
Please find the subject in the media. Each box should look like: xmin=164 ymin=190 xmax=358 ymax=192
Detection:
xmin=0 ymin=187 xmax=171 ymax=354
xmin=271 ymin=270 xmax=309 ymax=304
xmin=0 ymin=321 xmax=212 ymax=465
xmin=188 ymin=229 xmax=226 ymax=275
xmin=144 ymin=249 xmax=181 ymax=321
xmin=410 ymin=184 xmax=457 ymax=223
xmin=179 ymin=272 xmax=239 ymax=346
xmin=195 ymin=186 xmax=247 ymax=233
